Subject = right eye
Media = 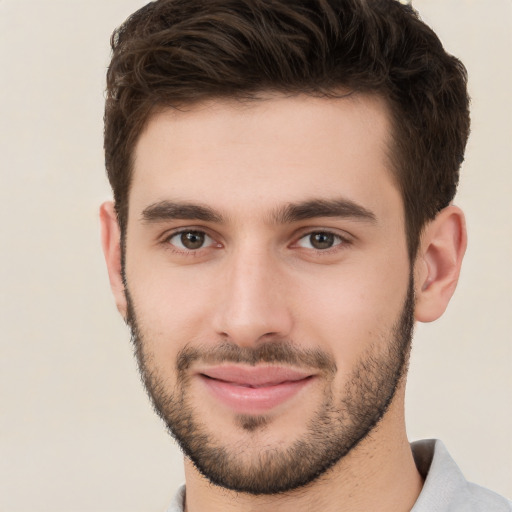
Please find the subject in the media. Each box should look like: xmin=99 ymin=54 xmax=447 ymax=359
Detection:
xmin=167 ymin=230 xmax=215 ymax=251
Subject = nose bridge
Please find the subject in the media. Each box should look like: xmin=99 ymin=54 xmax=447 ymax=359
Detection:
xmin=213 ymin=239 xmax=292 ymax=345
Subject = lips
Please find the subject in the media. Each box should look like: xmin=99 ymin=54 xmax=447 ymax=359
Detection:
xmin=197 ymin=365 xmax=314 ymax=414
xmin=201 ymin=365 xmax=312 ymax=386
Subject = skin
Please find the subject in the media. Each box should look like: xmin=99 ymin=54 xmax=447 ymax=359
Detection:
xmin=101 ymin=93 xmax=466 ymax=512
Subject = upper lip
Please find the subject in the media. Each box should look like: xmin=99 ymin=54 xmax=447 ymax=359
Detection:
xmin=198 ymin=365 xmax=313 ymax=387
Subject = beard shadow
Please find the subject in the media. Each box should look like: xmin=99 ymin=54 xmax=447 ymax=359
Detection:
xmin=124 ymin=273 xmax=415 ymax=495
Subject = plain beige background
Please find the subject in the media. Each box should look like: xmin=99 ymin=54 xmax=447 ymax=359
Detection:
xmin=0 ymin=1 xmax=511 ymax=510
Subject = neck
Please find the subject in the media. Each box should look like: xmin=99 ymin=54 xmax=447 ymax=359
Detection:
xmin=183 ymin=387 xmax=423 ymax=512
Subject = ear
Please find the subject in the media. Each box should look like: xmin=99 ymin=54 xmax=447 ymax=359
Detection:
xmin=99 ymin=201 xmax=128 ymax=319
xmin=414 ymin=205 xmax=467 ymax=323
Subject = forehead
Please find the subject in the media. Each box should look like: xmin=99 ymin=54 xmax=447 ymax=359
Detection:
xmin=130 ymin=93 xmax=399 ymax=220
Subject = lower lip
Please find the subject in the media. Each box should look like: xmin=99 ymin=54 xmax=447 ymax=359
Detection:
xmin=200 ymin=375 xmax=313 ymax=414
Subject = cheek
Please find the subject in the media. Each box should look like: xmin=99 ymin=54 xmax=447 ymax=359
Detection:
xmin=126 ymin=263 xmax=218 ymax=361
xmin=293 ymin=261 xmax=409 ymax=372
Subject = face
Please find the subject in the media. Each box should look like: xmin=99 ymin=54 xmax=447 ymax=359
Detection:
xmin=123 ymin=94 xmax=414 ymax=494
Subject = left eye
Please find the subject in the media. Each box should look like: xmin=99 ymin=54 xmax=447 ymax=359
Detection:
xmin=296 ymin=232 xmax=343 ymax=250
xmin=167 ymin=230 xmax=214 ymax=250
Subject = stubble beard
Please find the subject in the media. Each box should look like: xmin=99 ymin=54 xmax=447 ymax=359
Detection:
xmin=125 ymin=277 xmax=415 ymax=495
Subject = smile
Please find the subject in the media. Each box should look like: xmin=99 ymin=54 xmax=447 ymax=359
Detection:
xmin=197 ymin=365 xmax=315 ymax=414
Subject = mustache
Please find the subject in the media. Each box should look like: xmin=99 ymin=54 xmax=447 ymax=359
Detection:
xmin=176 ymin=341 xmax=337 ymax=375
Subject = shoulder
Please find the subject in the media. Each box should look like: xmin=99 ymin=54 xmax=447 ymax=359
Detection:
xmin=464 ymin=482 xmax=512 ymax=511
xmin=411 ymin=439 xmax=511 ymax=512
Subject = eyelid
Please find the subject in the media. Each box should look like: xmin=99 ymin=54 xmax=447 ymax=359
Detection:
xmin=160 ymin=227 xmax=222 ymax=251
xmin=296 ymin=232 xmax=344 ymax=249
xmin=291 ymin=227 xmax=353 ymax=245
xmin=159 ymin=225 xmax=214 ymax=241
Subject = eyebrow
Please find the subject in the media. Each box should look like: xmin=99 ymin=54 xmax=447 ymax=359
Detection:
xmin=141 ymin=201 xmax=224 ymax=223
xmin=271 ymin=198 xmax=377 ymax=224
xmin=140 ymin=198 xmax=376 ymax=225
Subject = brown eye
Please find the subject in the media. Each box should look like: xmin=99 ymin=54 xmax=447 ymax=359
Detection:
xmin=181 ymin=231 xmax=205 ymax=249
xmin=296 ymin=231 xmax=343 ymax=250
xmin=310 ymin=232 xmax=335 ymax=249
xmin=168 ymin=230 xmax=213 ymax=250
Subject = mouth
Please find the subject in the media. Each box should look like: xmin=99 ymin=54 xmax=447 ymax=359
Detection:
xmin=196 ymin=365 xmax=315 ymax=414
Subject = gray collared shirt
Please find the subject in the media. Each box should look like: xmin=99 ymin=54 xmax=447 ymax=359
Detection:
xmin=166 ymin=439 xmax=511 ymax=511
xmin=411 ymin=439 xmax=511 ymax=511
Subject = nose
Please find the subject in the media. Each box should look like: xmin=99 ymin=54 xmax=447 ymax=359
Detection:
xmin=212 ymin=245 xmax=293 ymax=347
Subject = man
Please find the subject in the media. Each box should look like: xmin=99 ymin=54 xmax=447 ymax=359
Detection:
xmin=100 ymin=0 xmax=511 ymax=510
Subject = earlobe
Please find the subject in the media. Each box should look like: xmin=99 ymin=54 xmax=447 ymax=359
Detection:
xmin=99 ymin=201 xmax=128 ymax=319
xmin=414 ymin=205 xmax=467 ymax=323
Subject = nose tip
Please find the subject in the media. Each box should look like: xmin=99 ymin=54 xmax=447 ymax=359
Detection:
xmin=216 ymin=320 xmax=285 ymax=348
xmin=214 ymin=291 xmax=292 ymax=347
xmin=212 ymin=252 xmax=293 ymax=347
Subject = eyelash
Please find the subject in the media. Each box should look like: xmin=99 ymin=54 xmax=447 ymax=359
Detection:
xmin=161 ymin=228 xmax=352 ymax=256
xmin=162 ymin=229 xmax=220 ymax=255
xmin=293 ymin=231 xmax=349 ymax=253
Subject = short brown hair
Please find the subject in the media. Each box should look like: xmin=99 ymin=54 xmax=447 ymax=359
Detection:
xmin=104 ymin=0 xmax=470 ymax=259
